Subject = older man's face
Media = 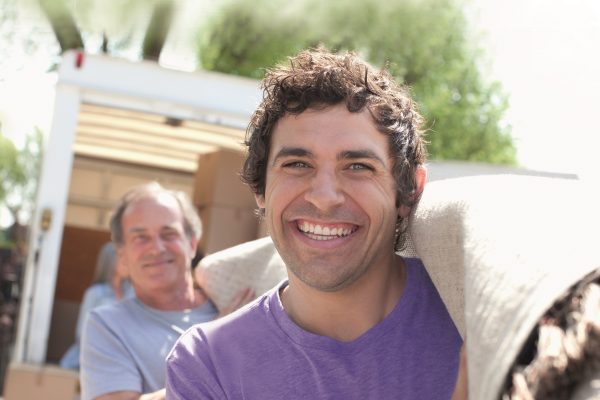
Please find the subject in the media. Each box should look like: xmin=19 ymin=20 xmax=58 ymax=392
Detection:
xmin=117 ymin=194 xmax=196 ymax=298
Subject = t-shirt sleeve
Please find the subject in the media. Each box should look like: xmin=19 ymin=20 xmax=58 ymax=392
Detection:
xmin=75 ymin=285 xmax=103 ymax=339
xmin=165 ymin=327 xmax=226 ymax=400
xmin=80 ymin=310 xmax=143 ymax=399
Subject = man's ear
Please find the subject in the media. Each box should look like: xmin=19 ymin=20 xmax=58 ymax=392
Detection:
xmin=255 ymin=193 xmax=266 ymax=209
xmin=189 ymin=236 xmax=198 ymax=255
xmin=398 ymin=166 xmax=427 ymax=218
xmin=116 ymin=245 xmax=129 ymax=272
xmin=115 ymin=257 xmax=129 ymax=278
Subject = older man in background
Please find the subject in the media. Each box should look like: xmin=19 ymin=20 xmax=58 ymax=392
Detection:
xmin=81 ymin=182 xmax=251 ymax=400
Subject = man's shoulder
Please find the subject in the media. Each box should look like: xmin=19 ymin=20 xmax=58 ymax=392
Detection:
xmin=88 ymin=296 xmax=139 ymax=321
xmin=209 ymin=293 xmax=271 ymax=334
xmin=84 ymin=282 xmax=110 ymax=296
xmin=179 ymin=289 xmax=277 ymax=349
xmin=403 ymin=256 xmax=424 ymax=268
xmin=403 ymin=256 xmax=428 ymax=277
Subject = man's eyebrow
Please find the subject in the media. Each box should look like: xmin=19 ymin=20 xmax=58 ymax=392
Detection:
xmin=272 ymin=147 xmax=313 ymax=166
xmin=339 ymin=150 xmax=387 ymax=167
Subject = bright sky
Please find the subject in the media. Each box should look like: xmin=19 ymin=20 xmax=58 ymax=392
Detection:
xmin=470 ymin=0 xmax=600 ymax=182
xmin=1 ymin=0 xmax=599 ymax=181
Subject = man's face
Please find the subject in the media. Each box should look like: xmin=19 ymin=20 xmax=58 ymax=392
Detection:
xmin=117 ymin=194 xmax=196 ymax=296
xmin=256 ymin=104 xmax=403 ymax=292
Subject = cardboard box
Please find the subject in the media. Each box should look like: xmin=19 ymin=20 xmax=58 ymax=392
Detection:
xmin=193 ymin=149 xmax=256 ymax=209
xmin=198 ymin=205 xmax=259 ymax=255
xmin=3 ymin=363 xmax=80 ymax=400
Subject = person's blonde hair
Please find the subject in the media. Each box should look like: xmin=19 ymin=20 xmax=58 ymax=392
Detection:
xmin=92 ymin=242 xmax=118 ymax=284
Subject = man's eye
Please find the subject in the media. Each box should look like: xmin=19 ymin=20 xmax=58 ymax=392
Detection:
xmin=283 ymin=161 xmax=309 ymax=168
xmin=162 ymin=231 xmax=178 ymax=240
xmin=132 ymin=235 xmax=148 ymax=243
xmin=348 ymin=163 xmax=373 ymax=171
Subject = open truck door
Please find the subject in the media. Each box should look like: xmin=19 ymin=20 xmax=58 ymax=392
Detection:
xmin=8 ymin=51 xmax=261 ymax=392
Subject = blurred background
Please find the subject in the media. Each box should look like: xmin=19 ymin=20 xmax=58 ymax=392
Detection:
xmin=2 ymin=0 xmax=599 ymax=227
xmin=0 ymin=0 xmax=599 ymax=396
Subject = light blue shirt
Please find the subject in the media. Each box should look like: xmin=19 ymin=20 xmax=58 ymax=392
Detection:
xmin=80 ymin=296 xmax=218 ymax=399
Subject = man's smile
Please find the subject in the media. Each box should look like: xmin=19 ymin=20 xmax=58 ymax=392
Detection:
xmin=296 ymin=219 xmax=358 ymax=241
xmin=143 ymin=257 xmax=174 ymax=268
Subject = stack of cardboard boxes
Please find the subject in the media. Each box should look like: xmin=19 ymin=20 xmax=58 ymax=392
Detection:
xmin=194 ymin=149 xmax=262 ymax=255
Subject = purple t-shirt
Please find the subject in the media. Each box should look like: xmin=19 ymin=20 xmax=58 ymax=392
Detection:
xmin=166 ymin=258 xmax=462 ymax=399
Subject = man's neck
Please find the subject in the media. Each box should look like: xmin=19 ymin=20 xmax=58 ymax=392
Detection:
xmin=136 ymin=280 xmax=207 ymax=311
xmin=281 ymin=255 xmax=406 ymax=342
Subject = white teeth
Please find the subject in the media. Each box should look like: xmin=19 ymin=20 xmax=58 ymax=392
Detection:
xmin=298 ymin=222 xmax=354 ymax=238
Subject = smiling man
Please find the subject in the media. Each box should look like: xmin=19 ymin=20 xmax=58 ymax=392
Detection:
xmin=166 ymin=48 xmax=463 ymax=399
xmin=80 ymin=183 xmax=251 ymax=400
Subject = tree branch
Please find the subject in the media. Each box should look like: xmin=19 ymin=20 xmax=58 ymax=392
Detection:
xmin=142 ymin=0 xmax=175 ymax=61
xmin=38 ymin=0 xmax=84 ymax=52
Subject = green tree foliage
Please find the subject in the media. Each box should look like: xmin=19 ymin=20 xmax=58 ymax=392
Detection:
xmin=0 ymin=132 xmax=23 ymax=207
xmin=37 ymin=0 xmax=84 ymax=51
xmin=0 ymin=128 xmax=44 ymax=225
xmin=198 ymin=0 xmax=311 ymax=79
xmin=34 ymin=0 xmax=175 ymax=60
xmin=198 ymin=0 xmax=516 ymax=164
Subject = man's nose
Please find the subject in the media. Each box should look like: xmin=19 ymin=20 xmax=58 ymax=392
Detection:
xmin=304 ymin=169 xmax=345 ymax=211
xmin=149 ymin=236 xmax=166 ymax=253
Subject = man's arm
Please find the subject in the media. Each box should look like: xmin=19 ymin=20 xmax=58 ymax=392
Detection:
xmin=165 ymin=328 xmax=227 ymax=400
xmin=81 ymin=311 xmax=145 ymax=399
xmin=96 ymin=388 xmax=166 ymax=400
